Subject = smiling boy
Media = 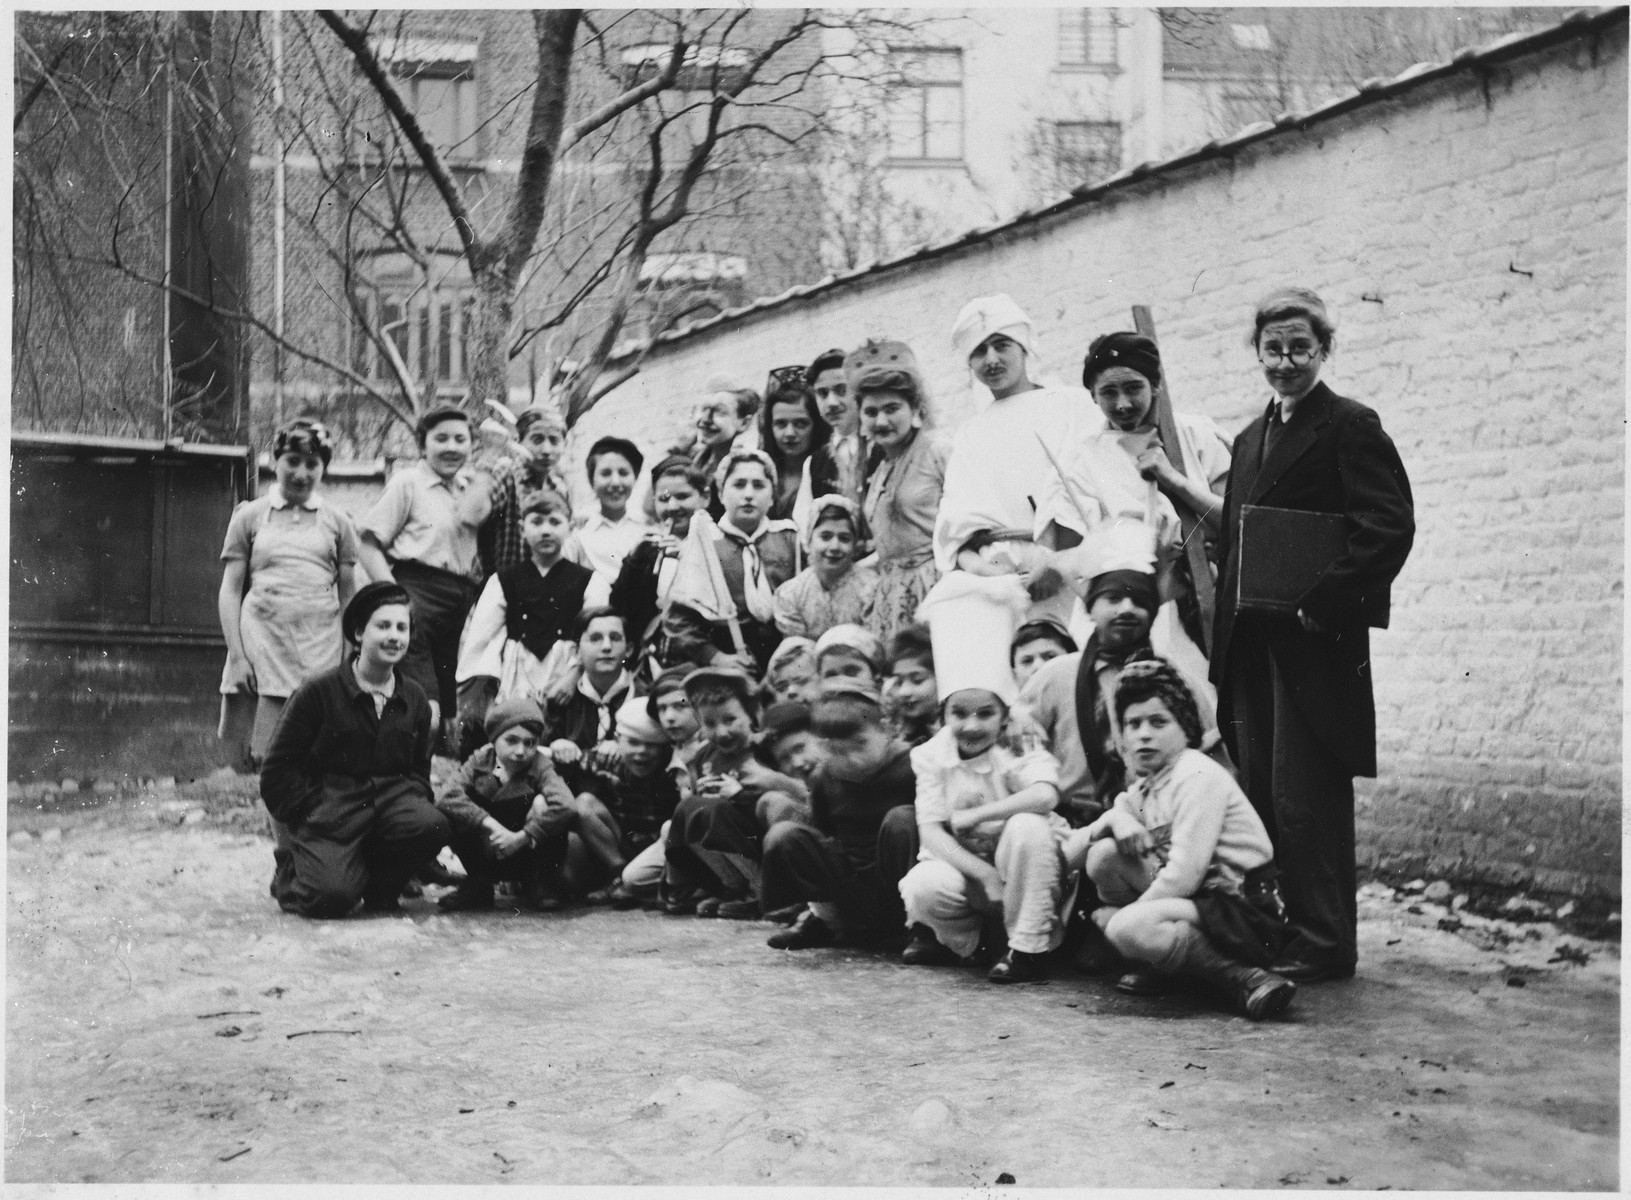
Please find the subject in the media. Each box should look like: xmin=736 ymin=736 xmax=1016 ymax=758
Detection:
xmin=357 ymin=405 xmax=491 ymax=738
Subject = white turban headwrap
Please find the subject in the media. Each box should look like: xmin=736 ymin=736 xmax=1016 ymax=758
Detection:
xmin=951 ymin=293 xmax=1040 ymax=365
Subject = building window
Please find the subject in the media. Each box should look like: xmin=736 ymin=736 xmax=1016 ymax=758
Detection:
xmin=370 ymin=38 xmax=479 ymax=159
xmin=1060 ymin=9 xmax=1118 ymax=67
xmin=351 ymin=252 xmax=476 ymax=393
xmin=620 ymin=43 xmax=751 ymax=92
xmin=1229 ymin=23 xmax=1274 ymax=52
xmin=1053 ymin=120 xmax=1121 ymax=186
xmin=885 ymin=47 xmax=963 ymax=161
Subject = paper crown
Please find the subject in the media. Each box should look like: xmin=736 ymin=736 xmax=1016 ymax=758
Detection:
xmin=916 ymin=572 xmax=1032 ymax=705
xmin=844 ymin=339 xmax=921 ymax=391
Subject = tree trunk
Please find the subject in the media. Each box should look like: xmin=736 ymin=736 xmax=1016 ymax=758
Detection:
xmin=462 ymin=10 xmax=580 ymax=415
xmin=465 ymin=265 xmax=515 ymax=415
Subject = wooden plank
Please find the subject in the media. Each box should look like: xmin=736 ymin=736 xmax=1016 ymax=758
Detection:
xmin=1131 ymin=305 xmax=1216 ymax=656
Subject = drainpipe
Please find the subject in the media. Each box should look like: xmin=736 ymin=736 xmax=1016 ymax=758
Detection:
xmin=162 ymin=14 xmax=175 ymax=442
xmin=272 ymin=10 xmax=286 ymax=430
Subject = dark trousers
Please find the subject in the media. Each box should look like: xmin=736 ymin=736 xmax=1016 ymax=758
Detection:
xmin=663 ymin=792 xmax=763 ymax=897
xmin=1229 ymin=644 xmax=1357 ymax=969
xmin=395 ymin=559 xmax=477 ymax=718
xmin=762 ymin=820 xmax=910 ymax=933
xmin=445 ymin=821 xmax=568 ymax=888
xmin=276 ymin=783 xmax=451 ymax=919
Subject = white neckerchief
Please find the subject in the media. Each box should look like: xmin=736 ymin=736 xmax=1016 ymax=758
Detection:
xmin=718 ymin=515 xmax=779 ymax=622
xmin=579 ymin=669 xmax=632 ymax=741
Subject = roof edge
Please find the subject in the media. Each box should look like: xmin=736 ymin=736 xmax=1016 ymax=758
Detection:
xmin=607 ymin=5 xmax=1626 ymax=365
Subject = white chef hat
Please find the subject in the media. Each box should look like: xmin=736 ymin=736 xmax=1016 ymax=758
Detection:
xmin=1051 ymin=517 xmax=1162 ymax=603
xmin=951 ymin=293 xmax=1040 ymax=365
xmin=916 ymin=572 xmax=1032 ymax=706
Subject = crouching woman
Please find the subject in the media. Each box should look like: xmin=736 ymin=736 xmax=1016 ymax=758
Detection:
xmin=261 ymin=581 xmax=452 ymax=918
xmin=1074 ymin=660 xmax=1296 ymax=1020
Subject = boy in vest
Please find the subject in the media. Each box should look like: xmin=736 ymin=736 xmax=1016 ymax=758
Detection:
xmin=455 ymin=489 xmax=608 ymax=755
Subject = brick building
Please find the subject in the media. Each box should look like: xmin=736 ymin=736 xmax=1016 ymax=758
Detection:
xmin=574 ymin=10 xmax=1628 ymax=900
xmin=247 ymin=9 xmax=827 ymax=458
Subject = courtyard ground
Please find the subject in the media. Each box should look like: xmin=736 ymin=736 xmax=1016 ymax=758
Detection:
xmin=4 ymin=781 xmax=1619 ymax=1189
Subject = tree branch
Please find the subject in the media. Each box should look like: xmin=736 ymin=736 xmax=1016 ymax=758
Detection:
xmin=316 ymin=9 xmax=481 ymax=267
xmin=559 ymin=30 xmax=688 ymax=152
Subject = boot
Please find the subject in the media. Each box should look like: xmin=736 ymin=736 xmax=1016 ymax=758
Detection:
xmin=1164 ymin=927 xmax=1296 ymax=1021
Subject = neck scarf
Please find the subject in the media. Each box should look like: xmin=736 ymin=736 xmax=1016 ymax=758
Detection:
xmin=718 ymin=515 xmax=779 ymax=622
xmin=580 ymin=669 xmax=632 ymax=741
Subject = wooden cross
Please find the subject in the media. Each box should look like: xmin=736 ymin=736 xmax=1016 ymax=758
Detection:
xmin=1131 ymin=305 xmax=1216 ymax=656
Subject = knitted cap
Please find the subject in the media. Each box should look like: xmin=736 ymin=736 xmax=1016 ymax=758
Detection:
xmin=484 ymin=697 xmax=546 ymax=741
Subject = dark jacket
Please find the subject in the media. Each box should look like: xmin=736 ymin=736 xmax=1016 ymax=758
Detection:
xmin=437 ymin=743 xmax=576 ymax=841
xmin=1212 ymin=382 xmax=1415 ymax=776
xmin=808 ymin=745 xmax=917 ymax=872
xmin=260 ymin=661 xmax=435 ymax=828
xmin=609 ymin=537 xmax=668 ymax=664
xmin=1073 ymin=632 xmax=1161 ymax=821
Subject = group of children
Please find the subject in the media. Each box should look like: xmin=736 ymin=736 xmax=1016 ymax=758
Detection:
xmin=258 ymin=295 xmax=1309 ymax=1023
xmin=417 ymin=539 xmax=1295 ymax=1022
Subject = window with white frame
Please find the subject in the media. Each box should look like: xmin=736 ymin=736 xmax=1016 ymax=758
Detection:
xmin=370 ymin=38 xmax=480 ymax=160
xmin=351 ymin=252 xmax=476 ymax=392
xmin=884 ymin=47 xmax=964 ymax=161
xmin=1053 ymin=120 xmax=1121 ymax=186
xmin=1059 ymin=9 xmax=1118 ymax=67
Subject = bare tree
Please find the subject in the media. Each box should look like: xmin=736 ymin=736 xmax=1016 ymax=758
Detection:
xmin=16 ymin=9 xmax=926 ymax=451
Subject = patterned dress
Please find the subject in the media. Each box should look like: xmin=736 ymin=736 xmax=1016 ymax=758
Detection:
xmin=862 ymin=428 xmax=949 ymax=644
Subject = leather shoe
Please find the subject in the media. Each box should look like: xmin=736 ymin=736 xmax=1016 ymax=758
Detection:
xmin=716 ymin=897 xmax=762 ymax=920
xmin=901 ymin=924 xmax=963 ymax=966
xmin=987 ymin=948 xmax=1049 ymax=984
xmin=767 ymin=912 xmax=836 ymax=950
xmin=694 ymin=896 xmax=725 ymax=918
xmin=1115 ymin=968 xmax=1176 ymax=996
xmin=764 ymin=903 xmax=806 ymax=925
xmin=661 ymin=886 xmax=703 ymax=915
xmin=1270 ymin=958 xmax=1354 ymax=984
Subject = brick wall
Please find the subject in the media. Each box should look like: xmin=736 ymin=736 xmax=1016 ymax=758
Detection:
xmin=575 ymin=22 xmax=1627 ymax=898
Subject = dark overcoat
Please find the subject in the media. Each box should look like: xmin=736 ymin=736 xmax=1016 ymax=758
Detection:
xmin=1210 ymin=381 xmax=1415 ymax=777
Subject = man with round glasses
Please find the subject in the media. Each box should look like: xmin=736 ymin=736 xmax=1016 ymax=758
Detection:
xmin=1210 ymin=286 xmax=1416 ymax=986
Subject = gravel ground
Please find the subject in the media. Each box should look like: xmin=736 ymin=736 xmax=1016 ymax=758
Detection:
xmin=5 ymin=786 xmax=1619 ymax=1188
